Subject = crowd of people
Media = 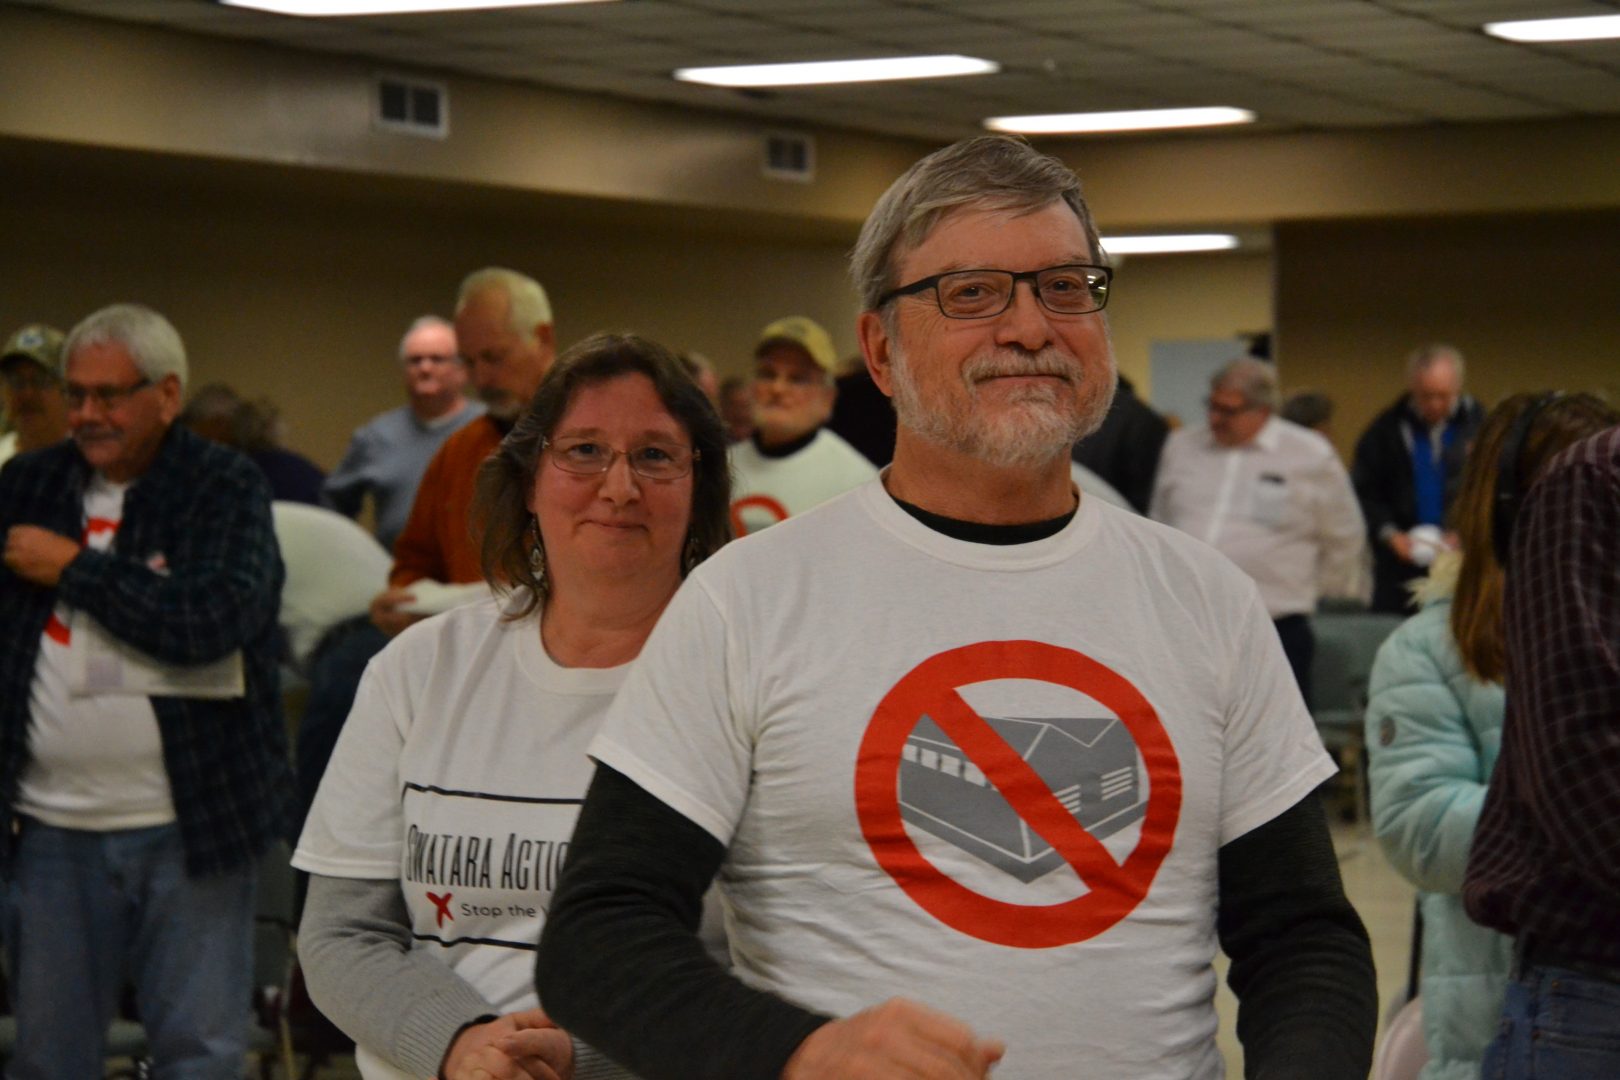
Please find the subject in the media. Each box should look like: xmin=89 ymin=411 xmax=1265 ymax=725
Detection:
xmin=0 ymin=134 xmax=1614 ymax=1080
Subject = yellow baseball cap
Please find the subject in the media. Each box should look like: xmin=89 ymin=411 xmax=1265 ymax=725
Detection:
xmin=756 ymin=316 xmax=837 ymax=374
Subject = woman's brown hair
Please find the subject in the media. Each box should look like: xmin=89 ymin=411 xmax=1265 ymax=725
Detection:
xmin=472 ymin=332 xmax=732 ymax=620
xmin=1450 ymin=391 xmax=1618 ymax=681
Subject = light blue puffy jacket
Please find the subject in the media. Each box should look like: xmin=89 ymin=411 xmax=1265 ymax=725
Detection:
xmin=1366 ymin=575 xmax=1512 ymax=1080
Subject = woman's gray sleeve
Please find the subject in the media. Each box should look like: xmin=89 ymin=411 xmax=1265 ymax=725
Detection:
xmin=298 ymin=874 xmax=495 ymax=1078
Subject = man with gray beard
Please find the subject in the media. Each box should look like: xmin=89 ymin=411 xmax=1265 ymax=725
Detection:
xmin=538 ymin=136 xmax=1373 ymax=1080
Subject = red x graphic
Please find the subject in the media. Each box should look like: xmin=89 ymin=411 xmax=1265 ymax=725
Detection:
xmin=427 ymin=891 xmax=454 ymax=928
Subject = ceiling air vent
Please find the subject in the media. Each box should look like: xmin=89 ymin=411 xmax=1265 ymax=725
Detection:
xmin=763 ymin=132 xmax=815 ymax=183
xmin=375 ymin=75 xmax=448 ymax=139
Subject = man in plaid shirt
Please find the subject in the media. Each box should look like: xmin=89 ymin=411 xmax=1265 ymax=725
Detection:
xmin=1464 ymin=423 xmax=1620 ymax=1078
xmin=0 ymin=303 xmax=291 ymax=1079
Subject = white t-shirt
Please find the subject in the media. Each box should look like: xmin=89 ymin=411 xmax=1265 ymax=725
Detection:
xmin=594 ymin=479 xmax=1335 ymax=1079
xmin=18 ymin=474 xmax=174 ymax=830
xmin=271 ymin=501 xmax=392 ymax=670
xmin=727 ymin=428 xmax=878 ymax=535
xmin=293 ymin=597 xmax=629 ymax=1078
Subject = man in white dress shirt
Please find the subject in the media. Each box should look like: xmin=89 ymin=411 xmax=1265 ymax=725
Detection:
xmin=1151 ymin=358 xmax=1365 ymax=705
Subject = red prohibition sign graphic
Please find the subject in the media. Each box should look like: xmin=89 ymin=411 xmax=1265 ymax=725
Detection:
xmin=729 ymin=494 xmax=790 ymax=537
xmin=855 ymin=640 xmax=1182 ymax=948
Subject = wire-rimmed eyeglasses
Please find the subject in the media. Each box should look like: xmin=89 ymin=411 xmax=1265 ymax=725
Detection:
xmin=875 ymin=263 xmax=1112 ymax=319
xmin=542 ymin=436 xmax=699 ymax=481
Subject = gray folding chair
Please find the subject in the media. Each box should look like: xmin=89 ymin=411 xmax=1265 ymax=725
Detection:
xmin=1310 ymin=609 xmax=1405 ymax=822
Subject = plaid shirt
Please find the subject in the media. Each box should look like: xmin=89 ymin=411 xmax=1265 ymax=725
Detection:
xmin=0 ymin=426 xmax=293 ymax=876
xmin=1463 ymin=425 xmax=1620 ymax=961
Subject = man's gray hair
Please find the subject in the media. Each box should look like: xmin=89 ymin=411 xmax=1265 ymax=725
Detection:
xmin=1212 ymin=357 xmax=1279 ymax=411
xmin=397 ymin=314 xmax=455 ymax=363
xmin=456 ymin=268 xmax=552 ymax=340
xmin=1406 ymin=343 xmax=1464 ymax=383
xmin=63 ymin=303 xmax=188 ymax=390
xmin=850 ymin=135 xmax=1104 ymax=312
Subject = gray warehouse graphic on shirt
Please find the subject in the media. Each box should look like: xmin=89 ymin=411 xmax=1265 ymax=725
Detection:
xmin=899 ymin=714 xmax=1146 ymax=883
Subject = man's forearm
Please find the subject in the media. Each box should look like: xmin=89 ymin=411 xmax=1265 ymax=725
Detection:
xmin=537 ymin=766 xmax=831 ymax=1080
xmin=54 ymin=476 xmax=281 ymax=665
xmin=1217 ymin=795 xmax=1376 ymax=1080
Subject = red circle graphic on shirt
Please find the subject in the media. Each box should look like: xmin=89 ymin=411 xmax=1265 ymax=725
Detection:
xmin=854 ymin=639 xmax=1181 ymax=948
xmin=729 ymin=494 xmax=790 ymax=536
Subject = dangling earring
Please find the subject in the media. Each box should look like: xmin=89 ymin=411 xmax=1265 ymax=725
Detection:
xmin=682 ymin=533 xmax=701 ymax=575
xmin=527 ymin=516 xmax=547 ymax=590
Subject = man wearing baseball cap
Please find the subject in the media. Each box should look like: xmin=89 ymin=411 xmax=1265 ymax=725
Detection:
xmin=0 ymin=324 xmax=69 ymax=468
xmin=728 ymin=315 xmax=877 ymax=536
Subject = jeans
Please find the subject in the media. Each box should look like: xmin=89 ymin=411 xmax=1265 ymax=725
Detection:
xmin=1482 ymin=962 xmax=1620 ymax=1080
xmin=1 ymin=819 xmax=255 ymax=1080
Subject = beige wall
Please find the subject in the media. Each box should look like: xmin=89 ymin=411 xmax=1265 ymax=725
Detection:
xmin=1106 ymin=251 xmax=1275 ymax=395
xmin=3 ymin=138 xmax=1276 ymax=470
xmin=0 ymin=140 xmax=862 ymax=470
xmin=0 ymin=6 xmax=928 ymax=229
xmin=1275 ymin=211 xmax=1620 ymax=461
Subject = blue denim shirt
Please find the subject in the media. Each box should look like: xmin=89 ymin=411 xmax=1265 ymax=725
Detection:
xmin=0 ymin=425 xmax=293 ymax=875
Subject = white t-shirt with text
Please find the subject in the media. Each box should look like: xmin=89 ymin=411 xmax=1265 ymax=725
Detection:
xmin=294 ymin=597 xmax=627 ymax=1078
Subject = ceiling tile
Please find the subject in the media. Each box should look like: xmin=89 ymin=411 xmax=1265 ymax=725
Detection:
xmin=15 ymin=0 xmax=1615 ymax=143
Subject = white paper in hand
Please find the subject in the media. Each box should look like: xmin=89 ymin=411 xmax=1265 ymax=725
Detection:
xmin=71 ymin=615 xmax=245 ymax=699
xmin=395 ymin=580 xmax=492 ymax=616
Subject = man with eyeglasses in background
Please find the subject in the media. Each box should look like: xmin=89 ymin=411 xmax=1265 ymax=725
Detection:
xmin=323 ymin=314 xmax=483 ymax=553
xmin=0 ymin=323 xmax=70 ymax=468
xmin=539 ymin=135 xmax=1374 ymax=1079
xmin=1151 ymin=358 xmax=1366 ymax=706
xmin=726 ymin=315 xmax=877 ymax=535
xmin=0 ymin=303 xmax=290 ymax=1079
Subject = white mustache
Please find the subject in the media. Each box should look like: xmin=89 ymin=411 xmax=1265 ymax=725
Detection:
xmin=963 ymin=350 xmax=1083 ymax=384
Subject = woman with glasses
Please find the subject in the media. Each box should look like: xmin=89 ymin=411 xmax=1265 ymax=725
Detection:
xmin=293 ymin=333 xmax=731 ymax=1080
xmin=1365 ymin=391 xmax=1618 ymax=1080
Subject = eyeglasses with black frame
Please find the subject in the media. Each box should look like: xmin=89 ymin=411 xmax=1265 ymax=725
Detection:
xmin=542 ymin=436 xmax=699 ymax=481
xmin=64 ymin=379 xmax=152 ymax=410
xmin=876 ymin=263 xmax=1112 ymax=320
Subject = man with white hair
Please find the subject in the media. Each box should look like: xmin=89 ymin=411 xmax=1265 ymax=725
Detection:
xmin=324 ymin=315 xmax=483 ymax=552
xmin=1152 ymin=358 xmax=1365 ymax=705
xmin=1351 ymin=344 xmax=1484 ymax=613
xmin=538 ymin=136 xmax=1374 ymax=1079
xmin=370 ymin=268 xmax=554 ymax=636
xmin=0 ymin=303 xmax=290 ymax=1078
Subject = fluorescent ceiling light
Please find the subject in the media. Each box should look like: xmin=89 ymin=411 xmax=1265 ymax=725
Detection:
xmin=986 ymin=106 xmax=1255 ymax=135
xmin=674 ymin=55 xmax=998 ymax=89
xmin=221 ymin=0 xmax=615 ymax=14
xmin=1101 ymin=234 xmax=1239 ymax=255
xmin=1484 ymin=14 xmax=1620 ymax=42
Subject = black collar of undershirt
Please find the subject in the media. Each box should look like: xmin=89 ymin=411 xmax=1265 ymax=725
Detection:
xmin=751 ymin=428 xmax=818 ymax=459
xmin=890 ymin=493 xmax=1076 ymax=545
